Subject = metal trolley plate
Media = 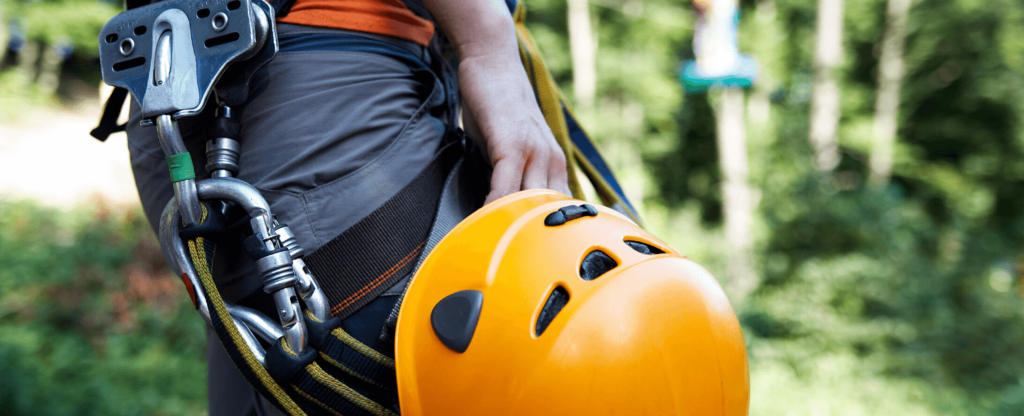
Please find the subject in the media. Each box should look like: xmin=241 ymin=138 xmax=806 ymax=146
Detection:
xmin=98 ymin=0 xmax=267 ymax=120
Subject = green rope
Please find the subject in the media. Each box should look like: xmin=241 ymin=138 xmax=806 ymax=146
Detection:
xmin=166 ymin=153 xmax=195 ymax=182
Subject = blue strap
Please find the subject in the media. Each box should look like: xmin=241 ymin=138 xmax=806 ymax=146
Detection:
xmin=562 ymin=105 xmax=639 ymax=218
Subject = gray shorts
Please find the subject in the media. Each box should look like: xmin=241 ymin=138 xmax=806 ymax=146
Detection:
xmin=126 ymin=24 xmax=451 ymax=415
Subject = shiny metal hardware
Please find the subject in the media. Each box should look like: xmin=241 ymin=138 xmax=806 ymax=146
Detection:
xmin=227 ymin=302 xmax=285 ymax=344
xmin=212 ymin=13 xmax=229 ymax=32
xmin=206 ymin=137 xmax=241 ymax=178
xmin=98 ymin=0 xmax=268 ymax=121
xmin=161 ymin=199 xmax=282 ymax=363
xmin=234 ymin=316 xmax=266 ymax=365
xmin=156 ymin=115 xmax=203 ymax=227
xmin=102 ymin=0 xmax=314 ymax=362
xmin=159 ymin=200 xmax=211 ymax=326
xmin=274 ymin=223 xmax=330 ymax=321
xmin=196 ymin=179 xmax=309 ymax=353
xmin=215 ymin=0 xmax=278 ymax=106
xmin=119 ymin=38 xmax=135 ymax=56
xmin=205 ymin=107 xmax=241 ymax=179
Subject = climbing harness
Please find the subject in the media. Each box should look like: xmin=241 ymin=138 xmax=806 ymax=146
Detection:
xmin=98 ymin=0 xmax=415 ymax=413
xmin=94 ymin=0 xmax=662 ymax=414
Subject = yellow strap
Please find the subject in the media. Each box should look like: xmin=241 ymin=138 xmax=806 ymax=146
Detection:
xmin=512 ymin=2 xmax=644 ymax=225
xmin=513 ymin=2 xmax=583 ymax=200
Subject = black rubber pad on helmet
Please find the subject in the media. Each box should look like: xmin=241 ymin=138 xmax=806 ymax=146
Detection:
xmin=624 ymin=240 xmax=665 ymax=255
xmin=535 ymin=286 xmax=570 ymax=337
xmin=431 ymin=290 xmax=484 ymax=353
xmin=544 ymin=204 xmax=598 ymax=226
xmin=579 ymin=250 xmax=617 ymax=281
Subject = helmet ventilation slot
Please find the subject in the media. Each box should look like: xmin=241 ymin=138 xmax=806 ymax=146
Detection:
xmin=535 ymin=286 xmax=569 ymax=336
xmin=579 ymin=250 xmax=617 ymax=281
xmin=625 ymin=240 xmax=665 ymax=255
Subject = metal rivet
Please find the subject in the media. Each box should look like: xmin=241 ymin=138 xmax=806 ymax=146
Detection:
xmin=212 ymin=12 xmax=228 ymax=32
xmin=119 ymin=38 xmax=135 ymax=56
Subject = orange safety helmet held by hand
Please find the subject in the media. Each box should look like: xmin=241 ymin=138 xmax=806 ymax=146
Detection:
xmin=395 ymin=190 xmax=749 ymax=415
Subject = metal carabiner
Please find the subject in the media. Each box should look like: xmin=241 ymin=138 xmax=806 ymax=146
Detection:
xmin=196 ymin=178 xmax=309 ymax=353
xmin=160 ymin=199 xmax=275 ymax=363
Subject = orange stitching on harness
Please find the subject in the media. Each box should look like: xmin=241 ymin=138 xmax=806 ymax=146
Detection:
xmin=330 ymin=241 xmax=425 ymax=316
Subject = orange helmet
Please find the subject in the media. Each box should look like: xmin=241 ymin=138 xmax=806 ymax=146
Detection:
xmin=395 ymin=190 xmax=749 ymax=415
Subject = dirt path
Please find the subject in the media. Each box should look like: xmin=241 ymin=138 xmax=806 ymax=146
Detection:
xmin=0 ymin=102 xmax=140 ymax=209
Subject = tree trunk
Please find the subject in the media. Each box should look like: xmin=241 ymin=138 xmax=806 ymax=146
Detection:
xmin=38 ymin=44 xmax=64 ymax=95
xmin=809 ymin=0 xmax=844 ymax=172
xmin=568 ymin=0 xmax=596 ymax=109
xmin=870 ymin=0 xmax=912 ymax=185
xmin=17 ymin=40 xmax=41 ymax=83
xmin=0 ymin=4 xmax=8 ymax=65
xmin=747 ymin=0 xmax=778 ymax=126
xmin=717 ymin=88 xmax=758 ymax=299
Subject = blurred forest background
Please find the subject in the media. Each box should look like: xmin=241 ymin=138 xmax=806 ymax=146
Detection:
xmin=2 ymin=0 xmax=1024 ymax=414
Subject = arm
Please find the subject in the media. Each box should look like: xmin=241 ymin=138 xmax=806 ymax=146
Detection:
xmin=422 ymin=0 xmax=571 ymax=204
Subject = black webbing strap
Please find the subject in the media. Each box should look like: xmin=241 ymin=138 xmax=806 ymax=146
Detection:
xmin=263 ymin=336 xmax=396 ymax=416
xmin=191 ymin=234 xmax=398 ymax=416
xmin=90 ymin=87 xmax=128 ymax=142
xmin=398 ymin=0 xmax=433 ymax=21
xmin=305 ymin=314 xmax=398 ymax=393
xmin=320 ymin=330 xmax=398 ymax=392
xmin=289 ymin=364 xmax=397 ymax=416
xmin=304 ymin=140 xmax=461 ymax=320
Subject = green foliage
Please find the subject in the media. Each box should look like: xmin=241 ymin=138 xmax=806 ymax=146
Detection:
xmin=6 ymin=0 xmax=119 ymax=58
xmin=3 ymin=0 xmax=1023 ymax=413
xmin=524 ymin=0 xmax=1024 ymax=413
xmin=0 ymin=201 xmax=206 ymax=415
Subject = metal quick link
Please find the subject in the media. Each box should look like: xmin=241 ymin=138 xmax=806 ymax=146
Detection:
xmin=256 ymin=251 xmax=296 ymax=293
xmin=250 ymin=212 xmax=308 ymax=352
xmin=274 ymin=223 xmax=330 ymax=321
xmin=206 ymin=106 xmax=241 ymax=178
xmin=205 ymin=138 xmax=240 ymax=178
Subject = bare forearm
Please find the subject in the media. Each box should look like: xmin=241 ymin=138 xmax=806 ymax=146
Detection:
xmin=421 ymin=0 xmax=518 ymax=61
xmin=423 ymin=0 xmax=534 ymax=143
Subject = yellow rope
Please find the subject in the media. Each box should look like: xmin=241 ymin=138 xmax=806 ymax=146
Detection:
xmin=189 ymin=237 xmax=307 ymax=416
xmin=331 ymin=328 xmax=396 ymax=369
xmin=307 ymin=363 xmax=397 ymax=416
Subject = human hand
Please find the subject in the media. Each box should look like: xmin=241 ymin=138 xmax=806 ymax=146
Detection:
xmin=463 ymin=75 xmax=571 ymax=205
xmin=422 ymin=0 xmax=572 ymax=204
xmin=458 ymin=53 xmax=572 ymax=204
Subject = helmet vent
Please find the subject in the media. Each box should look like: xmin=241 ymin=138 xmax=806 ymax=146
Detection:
xmin=579 ymin=250 xmax=617 ymax=281
xmin=625 ymin=240 xmax=665 ymax=255
xmin=535 ymin=286 xmax=569 ymax=336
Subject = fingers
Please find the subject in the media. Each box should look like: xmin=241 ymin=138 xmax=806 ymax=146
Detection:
xmin=520 ymin=146 xmax=550 ymax=191
xmin=547 ymin=149 xmax=572 ymax=197
xmin=485 ymin=142 xmax=572 ymax=205
xmin=485 ymin=153 xmax=525 ymax=205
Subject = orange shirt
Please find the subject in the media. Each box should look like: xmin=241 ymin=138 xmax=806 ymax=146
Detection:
xmin=277 ymin=0 xmax=435 ymax=46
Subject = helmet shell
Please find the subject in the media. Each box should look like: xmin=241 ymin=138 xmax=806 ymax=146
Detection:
xmin=396 ymin=190 xmax=749 ymax=415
